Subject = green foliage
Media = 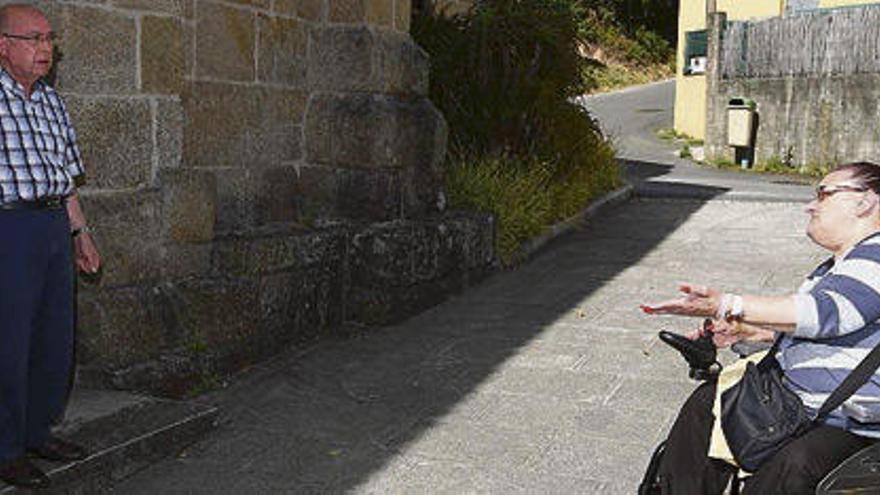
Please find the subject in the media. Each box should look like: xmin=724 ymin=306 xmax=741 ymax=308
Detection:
xmin=412 ymin=0 xmax=621 ymax=265
xmin=679 ymin=144 xmax=691 ymax=159
xmin=446 ymin=151 xmax=618 ymax=264
xmin=412 ymin=0 xmax=590 ymax=158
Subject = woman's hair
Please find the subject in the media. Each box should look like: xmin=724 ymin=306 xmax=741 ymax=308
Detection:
xmin=835 ymin=161 xmax=880 ymax=195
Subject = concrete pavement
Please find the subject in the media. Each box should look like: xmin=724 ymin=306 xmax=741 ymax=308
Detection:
xmin=114 ymin=83 xmax=822 ymax=493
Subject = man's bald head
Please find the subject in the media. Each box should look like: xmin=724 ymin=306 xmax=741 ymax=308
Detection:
xmin=0 ymin=4 xmax=45 ymax=34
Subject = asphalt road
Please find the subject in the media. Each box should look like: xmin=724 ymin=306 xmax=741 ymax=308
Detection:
xmin=578 ymin=80 xmax=814 ymax=203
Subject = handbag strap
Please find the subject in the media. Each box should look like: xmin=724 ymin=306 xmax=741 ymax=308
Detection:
xmin=815 ymin=340 xmax=880 ymax=421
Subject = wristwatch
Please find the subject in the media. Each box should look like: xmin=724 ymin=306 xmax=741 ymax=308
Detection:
xmin=71 ymin=225 xmax=93 ymax=237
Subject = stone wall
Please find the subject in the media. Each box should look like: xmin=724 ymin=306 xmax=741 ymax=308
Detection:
xmin=704 ymin=6 xmax=880 ymax=166
xmin=26 ymin=0 xmax=494 ymax=395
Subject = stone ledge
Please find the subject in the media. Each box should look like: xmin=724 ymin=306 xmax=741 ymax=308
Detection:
xmin=0 ymin=388 xmax=218 ymax=494
xmin=79 ymin=211 xmax=494 ymax=397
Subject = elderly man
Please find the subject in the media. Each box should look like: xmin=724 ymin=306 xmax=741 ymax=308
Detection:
xmin=0 ymin=4 xmax=100 ymax=488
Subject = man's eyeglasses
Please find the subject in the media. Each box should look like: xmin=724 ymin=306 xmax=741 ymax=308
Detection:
xmin=2 ymin=32 xmax=59 ymax=46
xmin=815 ymin=183 xmax=869 ymax=202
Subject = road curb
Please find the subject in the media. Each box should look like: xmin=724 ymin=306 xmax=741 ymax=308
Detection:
xmin=514 ymin=182 xmax=635 ymax=262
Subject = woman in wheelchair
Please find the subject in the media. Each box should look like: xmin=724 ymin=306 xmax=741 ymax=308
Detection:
xmin=639 ymin=162 xmax=880 ymax=494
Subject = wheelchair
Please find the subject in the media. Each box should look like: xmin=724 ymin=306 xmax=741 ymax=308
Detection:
xmin=637 ymin=323 xmax=880 ymax=495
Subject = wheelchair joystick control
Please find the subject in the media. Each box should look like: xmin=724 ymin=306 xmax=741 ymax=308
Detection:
xmin=658 ymin=319 xmax=719 ymax=381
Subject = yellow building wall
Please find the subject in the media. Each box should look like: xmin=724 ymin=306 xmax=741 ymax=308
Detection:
xmin=674 ymin=0 xmax=784 ymax=139
xmin=674 ymin=0 xmax=707 ymax=139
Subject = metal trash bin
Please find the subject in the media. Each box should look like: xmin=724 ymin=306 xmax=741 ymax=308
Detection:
xmin=727 ymin=98 xmax=756 ymax=147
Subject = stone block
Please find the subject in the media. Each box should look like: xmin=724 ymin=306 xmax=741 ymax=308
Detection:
xmin=328 ymin=0 xmax=364 ymax=23
xmin=212 ymin=226 xmax=334 ymax=276
xmin=259 ymin=252 xmax=346 ymax=350
xmin=365 ymin=0 xmax=393 ymax=26
xmin=308 ymin=26 xmax=373 ymax=92
xmin=256 ymin=165 xmax=300 ymax=224
xmin=257 ymin=15 xmax=307 ymax=87
xmin=78 ymin=190 xmax=163 ymax=287
xmin=305 ymin=93 xmax=446 ymax=173
xmin=141 ymin=15 xmax=186 ymax=94
xmin=159 ymin=242 xmax=213 ymax=280
xmin=195 ymin=2 xmax=255 ymax=81
xmin=76 ymin=286 xmax=170 ymax=368
xmin=394 ymin=0 xmax=410 ymax=32
xmin=172 ymin=278 xmax=261 ymax=352
xmin=300 ymin=0 xmax=326 ymax=20
xmin=55 ymin=5 xmax=137 ymax=94
xmin=65 ymin=95 xmax=153 ymax=189
xmin=275 ymin=0 xmax=324 ymax=20
xmin=304 ymin=93 xmax=379 ymax=169
xmin=377 ymin=31 xmax=429 ymax=96
xmin=158 ymin=167 xmax=217 ymax=243
xmin=304 ymin=93 xmax=448 ymax=217
xmin=345 ymin=214 xmax=494 ymax=325
xmin=335 ymin=167 xmax=404 ymax=219
xmin=182 ymin=82 xmax=305 ymax=168
xmin=349 ymin=220 xmax=418 ymax=285
xmin=156 ymin=97 xmax=184 ymax=169
xmin=211 ymin=167 xmax=258 ymax=232
xmin=257 ymin=228 xmax=346 ymax=316
xmin=112 ymin=0 xmax=193 ymax=17
xmin=262 ymin=87 xmax=307 ymax=164
xmin=297 ymin=164 xmax=339 ymax=221
xmin=299 ymin=163 xmax=408 ymax=221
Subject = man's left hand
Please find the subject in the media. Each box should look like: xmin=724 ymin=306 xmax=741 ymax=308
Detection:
xmin=74 ymin=232 xmax=100 ymax=274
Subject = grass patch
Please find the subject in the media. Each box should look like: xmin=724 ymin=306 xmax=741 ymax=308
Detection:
xmin=706 ymin=156 xmax=829 ymax=179
xmin=657 ymin=128 xmax=703 ymax=146
xmin=447 ymin=150 xmax=618 ymax=264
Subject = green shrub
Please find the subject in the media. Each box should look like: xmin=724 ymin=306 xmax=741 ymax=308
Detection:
xmin=412 ymin=1 xmax=620 ymax=265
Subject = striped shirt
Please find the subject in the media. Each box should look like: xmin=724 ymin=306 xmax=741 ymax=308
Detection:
xmin=782 ymin=232 xmax=880 ymax=437
xmin=0 ymin=68 xmax=84 ymax=204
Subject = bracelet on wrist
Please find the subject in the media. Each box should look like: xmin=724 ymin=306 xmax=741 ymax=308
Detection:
xmin=71 ymin=225 xmax=93 ymax=237
xmin=716 ymin=293 xmax=744 ymax=321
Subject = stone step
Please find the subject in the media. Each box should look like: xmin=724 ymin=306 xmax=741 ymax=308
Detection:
xmin=0 ymin=388 xmax=219 ymax=494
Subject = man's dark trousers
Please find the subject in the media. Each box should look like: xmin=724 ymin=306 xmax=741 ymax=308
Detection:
xmin=0 ymin=207 xmax=73 ymax=462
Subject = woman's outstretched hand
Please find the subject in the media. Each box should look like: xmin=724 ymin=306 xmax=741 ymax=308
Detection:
xmin=690 ymin=319 xmax=743 ymax=348
xmin=640 ymin=283 xmax=722 ymax=318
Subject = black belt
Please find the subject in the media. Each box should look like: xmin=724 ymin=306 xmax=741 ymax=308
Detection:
xmin=0 ymin=196 xmax=65 ymax=210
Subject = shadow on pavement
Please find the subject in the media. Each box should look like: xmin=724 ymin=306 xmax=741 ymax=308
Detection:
xmin=117 ymin=181 xmax=732 ymax=493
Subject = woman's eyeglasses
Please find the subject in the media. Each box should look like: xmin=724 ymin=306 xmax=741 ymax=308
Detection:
xmin=815 ymin=183 xmax=869 ymax=202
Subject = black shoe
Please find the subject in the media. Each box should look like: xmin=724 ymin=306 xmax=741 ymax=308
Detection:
xmin=0 ymin=456 xmax=50 ymax=488
xmin=27 ymin=436 xmax=88 ymax=462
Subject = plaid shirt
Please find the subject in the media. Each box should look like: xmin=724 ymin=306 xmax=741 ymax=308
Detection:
xmin=0 ymin=68 xmax=84 ymax=204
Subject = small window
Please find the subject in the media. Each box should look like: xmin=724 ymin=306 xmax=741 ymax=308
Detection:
xmin=684 ymin=30 xmax=708 ymax=75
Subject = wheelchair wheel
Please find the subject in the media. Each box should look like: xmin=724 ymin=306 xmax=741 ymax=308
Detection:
xmin=816 ymin=442 xmax=880 ymax=494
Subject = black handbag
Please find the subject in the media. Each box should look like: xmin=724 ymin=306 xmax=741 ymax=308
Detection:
xmin=721 ymin=336 xmax=880 ymax=472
